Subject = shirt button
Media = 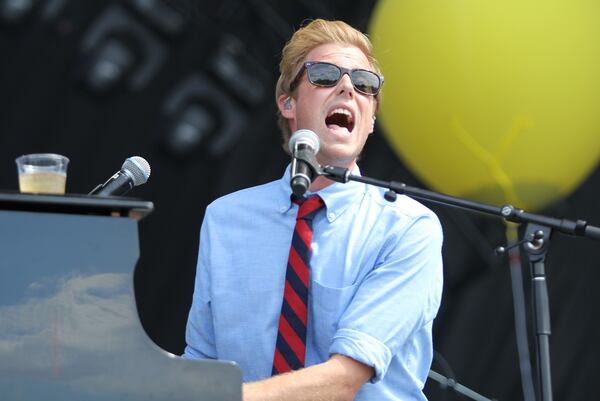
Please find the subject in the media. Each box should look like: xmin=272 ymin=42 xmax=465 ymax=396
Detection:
xmin=328 ymin=212 xmax=336 ymax=220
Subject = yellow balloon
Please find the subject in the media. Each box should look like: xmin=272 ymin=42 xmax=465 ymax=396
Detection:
xmin=369 ymin=0 xmax=600 ymax=211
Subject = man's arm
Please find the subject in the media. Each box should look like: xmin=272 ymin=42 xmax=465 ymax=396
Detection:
xmin=182 ymin=211 xmax=218 ymax=359
xmin=243 ymin=354 xmax=373 ymax=401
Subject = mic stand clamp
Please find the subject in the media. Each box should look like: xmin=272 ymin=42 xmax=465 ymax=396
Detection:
xmin=318 ymin=165 xmax=350 ymax=183
xmin=495 ymin=229 xmax=545 ymax=255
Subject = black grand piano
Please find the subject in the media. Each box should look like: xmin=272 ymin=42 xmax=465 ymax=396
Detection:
xmin=0 ymin=192 xmax=241 ymax=401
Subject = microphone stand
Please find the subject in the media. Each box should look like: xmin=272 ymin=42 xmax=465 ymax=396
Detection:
xmin=314 ymin=164 xmax=600 ymax=401
xmin=318 ymin=165 xmax=600 ymax=241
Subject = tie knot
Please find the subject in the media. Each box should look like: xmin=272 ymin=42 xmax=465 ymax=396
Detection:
xmin=295 ymin=195 xmax=324 ymax=220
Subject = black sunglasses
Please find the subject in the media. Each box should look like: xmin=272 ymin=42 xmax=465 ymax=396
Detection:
xmin=289 ymin=61 xmax=384 ymax=96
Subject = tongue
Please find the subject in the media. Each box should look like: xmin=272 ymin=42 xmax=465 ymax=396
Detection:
xmin=327 ymin=123 xmax=350 ymax=134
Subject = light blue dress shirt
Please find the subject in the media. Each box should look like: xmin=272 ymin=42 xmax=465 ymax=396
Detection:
xmin=183 ymin=166 xmax=444 ymax=401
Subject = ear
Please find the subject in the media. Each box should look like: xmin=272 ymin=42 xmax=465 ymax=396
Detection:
xmin=369 ymin=115 xmax=376 ymax=134
xmin=278 ymin=94 xmax=295 ymax=119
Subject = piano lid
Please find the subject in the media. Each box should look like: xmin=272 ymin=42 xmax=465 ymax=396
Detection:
xmin=0 ymin=191 xmax=154 ymax=219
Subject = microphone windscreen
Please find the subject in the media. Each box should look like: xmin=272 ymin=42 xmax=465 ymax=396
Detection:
xmin=288 ymin=129 xmax=320 ymax=154
xmin=122 ymin=156 xmax=151 ymax=186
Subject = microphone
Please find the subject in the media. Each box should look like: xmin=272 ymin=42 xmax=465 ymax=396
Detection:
xmin=288 ymin=129 xmax=320 ymax=197
xmin=89 ymin=156 xmax=151 ymax=196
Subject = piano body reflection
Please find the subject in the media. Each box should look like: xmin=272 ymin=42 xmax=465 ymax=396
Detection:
xmin=0 ymin=193 xmax=241 ymax=401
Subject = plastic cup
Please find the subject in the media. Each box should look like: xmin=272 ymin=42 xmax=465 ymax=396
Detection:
xmin=15 ymin=153 xmax=69 ymax=194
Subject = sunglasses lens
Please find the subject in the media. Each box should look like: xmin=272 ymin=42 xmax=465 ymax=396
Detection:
xmin=308 ymin=63 xmax=341 ymax=86
xmin=351 ymin=71 xmax=380 ymax=95
xmin=307 ymin=63 xmax=381 ymax=95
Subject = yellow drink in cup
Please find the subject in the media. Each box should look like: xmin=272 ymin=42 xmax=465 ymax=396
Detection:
xmin=18 ymin=172 xmax=67 ymax=194
xmin=15 ymin=154 xmax=69 ymax=195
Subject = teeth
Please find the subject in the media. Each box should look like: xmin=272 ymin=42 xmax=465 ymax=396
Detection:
xmin=328 ymin=108 xmax=353 ymax=122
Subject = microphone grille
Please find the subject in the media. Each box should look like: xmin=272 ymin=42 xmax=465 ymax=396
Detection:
xmin=122 ymin=156 xmax=151 ymax=186
xmin=288 ymin=129 xmax=320 ymax=154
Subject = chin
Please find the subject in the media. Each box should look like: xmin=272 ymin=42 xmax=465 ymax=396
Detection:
xmin=319 ymin=151 xmax=357 ymax=168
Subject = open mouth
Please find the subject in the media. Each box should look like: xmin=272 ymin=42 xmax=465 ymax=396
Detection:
xmin=325 ymin=108 xmax=355 ymax=133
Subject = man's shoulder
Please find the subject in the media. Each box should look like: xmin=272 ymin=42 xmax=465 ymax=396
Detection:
xmin=207 ymin=179 xmax=282 ymax=212
xmin=366 ymin=185 xmax=438 ymax=222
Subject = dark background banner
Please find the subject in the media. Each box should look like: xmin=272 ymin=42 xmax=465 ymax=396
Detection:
xmin=1 ymin=1 xmax=598 ymax=400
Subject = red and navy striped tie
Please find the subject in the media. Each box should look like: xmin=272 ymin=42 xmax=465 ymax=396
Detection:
xmin=272 ymin=195 xmax=324 ymax=375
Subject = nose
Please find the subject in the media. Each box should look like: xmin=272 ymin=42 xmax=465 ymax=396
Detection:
xmin=337 ymin=72 xmax=355 ymax=97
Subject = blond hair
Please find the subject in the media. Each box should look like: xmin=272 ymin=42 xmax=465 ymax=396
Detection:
xmin=276 ymin=19 xmax=382 ymax=150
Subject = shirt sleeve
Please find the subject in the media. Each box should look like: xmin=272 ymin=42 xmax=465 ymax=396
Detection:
xmin=182 ymin=209 xmax=218 ymax=360
xmin=328 ymin=212 xmax=444 ymax=382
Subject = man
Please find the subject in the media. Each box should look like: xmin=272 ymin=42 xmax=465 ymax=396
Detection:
xmin=183 ymin=19 xmax=443 ymax=401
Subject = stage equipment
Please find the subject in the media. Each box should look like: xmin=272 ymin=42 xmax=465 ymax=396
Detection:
xmin=0 ymin=0 xmax=37 ymax=24
xmin=80 ymin=3 xmax=167 ymax=93
xmin=161 ymin=74 xmax=245 ymax=159
xmin=208 ymin=35 xmax=268 ymax=107
xmin=125 ymin=0 xmax=186 ymax=37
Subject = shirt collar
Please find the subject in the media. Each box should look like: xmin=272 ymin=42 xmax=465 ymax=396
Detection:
xmin=278 ymin=164 xmax=366 ymax=223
